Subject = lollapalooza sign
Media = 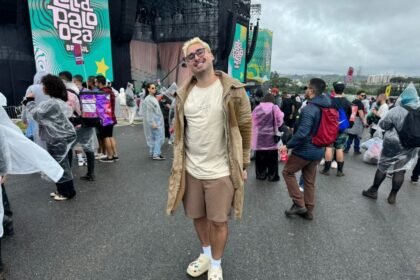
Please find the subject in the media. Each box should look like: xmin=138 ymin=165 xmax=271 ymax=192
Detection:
xmin=47 ymin=0 xmax=99 ymax=53
xmin=28 ymin=0 xmax=113 ymax=80
xmin=228 ymin=24 xmax=247 ymax=82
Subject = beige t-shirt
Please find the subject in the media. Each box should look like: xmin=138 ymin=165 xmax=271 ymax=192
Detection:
xmin=184 ymin=79 xmax=230 ymax=179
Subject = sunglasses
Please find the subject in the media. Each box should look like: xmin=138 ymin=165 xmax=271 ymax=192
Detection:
xmin=185 ymin=48 xmax=206 ymax=62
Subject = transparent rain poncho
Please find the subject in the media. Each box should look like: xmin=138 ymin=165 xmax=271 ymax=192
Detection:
xmin=142 ymin=95 xmax=165 ymax=148
xmin=76 ymin=127 xmax=97 ymax=153
xmin=0 ymin=106 xmax=64 ymax=182
xmin=21 ymin=71 xmax=50 ymax=149
xmin=251 ymin=102 xmax=284 ymax=150
xmin=377 ymin=83 xmax=420 ymax=173
xmin=26 ymin=98 xmax=77 ymax=182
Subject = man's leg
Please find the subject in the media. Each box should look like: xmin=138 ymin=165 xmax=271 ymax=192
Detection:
xmin=209 ymin=221 xmax=228 ymax=260
xmin=344 ymin=134 xmax=353 ymax=152
xmin=302 ymin=160 xmax=320 ymax=214
xmin=282 ymin=154 xmax=308 ymax=208
xmin=110 ymin=137 xmax=118 ymax=158
xmin=205 ymin=175 xmax=234 ymax=276
xmin=194 ymin=217 xmax=211 ymax=247
xmin=104 ymin=137 xmax=113 ymax=159
xmin=354 ymin=136 xmax=361 ymax=153
xmin=320 ymin=147 xmax=333 ymax=174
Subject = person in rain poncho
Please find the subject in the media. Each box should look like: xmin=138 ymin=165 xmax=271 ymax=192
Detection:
xmin=362 ymin=83 xmax=420 ymax=204
xmin=0 ymin=105 xmax=64 ymax=275
xmin=252 ymin=94 xmax=284 ymax=181
xmin=118 ymin=87 xmax=129 ymax=120
xmin=142 ymin=82 xmax=165 ymax=160
xmin=24 ymin=74 xmax=77 ymax=201
xmin=22 ymin=71 xmax=50 ymax=146
xmin=126 ymin=82 xmax=137 ymax=125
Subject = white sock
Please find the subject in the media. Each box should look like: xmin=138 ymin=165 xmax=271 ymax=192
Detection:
xmin=77 ymin=153 xmax=84 ymax=160
xmin=211 ymin=257 xmax=221 ymax=269
xmin=202 ymin=246 xmax=212 ymax=258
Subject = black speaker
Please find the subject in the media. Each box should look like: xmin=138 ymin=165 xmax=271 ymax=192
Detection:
xmin=118 ymin=0 xmax=138 ymax=42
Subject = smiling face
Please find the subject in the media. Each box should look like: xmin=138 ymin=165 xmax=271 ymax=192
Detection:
xmin=185 ymin=43 xmax=214 ymax=75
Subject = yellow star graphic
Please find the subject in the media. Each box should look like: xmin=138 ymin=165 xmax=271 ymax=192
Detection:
xmin=95 ymin=58 xmax=109 ymax=77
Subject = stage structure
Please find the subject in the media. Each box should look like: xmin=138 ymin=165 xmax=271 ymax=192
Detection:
xmin=130 ymin=0 xmax=252 ymax=86
xmin=0 ymin=0 xmax=252 ymax=105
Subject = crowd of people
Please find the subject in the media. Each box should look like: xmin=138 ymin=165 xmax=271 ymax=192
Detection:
xmin=0 ymin=36 xmax=419 ymax=280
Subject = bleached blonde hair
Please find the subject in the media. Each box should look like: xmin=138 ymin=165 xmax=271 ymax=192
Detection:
xmin=182 ymin=37 xmax=211 ymax=57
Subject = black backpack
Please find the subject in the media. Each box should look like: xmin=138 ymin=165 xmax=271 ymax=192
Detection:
xmin=398 ymin=106 xmax=420 ymax=148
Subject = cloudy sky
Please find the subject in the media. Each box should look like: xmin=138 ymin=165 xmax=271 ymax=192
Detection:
xmin=257 ymin=0 xmax=420 ymax=76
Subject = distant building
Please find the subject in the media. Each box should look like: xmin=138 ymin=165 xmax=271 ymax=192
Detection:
xmin=367 ymin=74 xmax=404 ymax=85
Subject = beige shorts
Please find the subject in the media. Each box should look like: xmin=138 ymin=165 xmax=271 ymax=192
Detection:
xmin=183 ymin=172 xmax=234 ymax=223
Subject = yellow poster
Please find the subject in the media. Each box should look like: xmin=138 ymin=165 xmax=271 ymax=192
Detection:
xmin=385 ymin=84 xmax=392 ymax=97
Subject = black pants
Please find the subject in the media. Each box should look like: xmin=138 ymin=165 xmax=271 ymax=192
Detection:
xmin=255 ymin=150 xmax=280 ymax=181
xmin=412 ymin=158 xmax=420 ymax=181
xmin=56 ymin=180 xmax=76 ymax=199
xmin=85 ymin=151 xmax=95 ymax=176
xmin=2 ymin=184 xmax=12 ymax=218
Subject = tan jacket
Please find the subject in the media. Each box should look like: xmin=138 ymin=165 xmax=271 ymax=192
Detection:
xmin=166 ymin=71 xmax=252 ymax=219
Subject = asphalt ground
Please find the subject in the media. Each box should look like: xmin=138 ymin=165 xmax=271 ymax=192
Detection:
xmin=2 ymin=124 xmax=420 ymax=280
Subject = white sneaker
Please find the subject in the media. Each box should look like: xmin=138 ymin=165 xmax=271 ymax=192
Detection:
xmin=299 ymin=187 xmax=304 ymax=192
xmin=53 ymin=194 xmax=68 ymax=201
xmin=95 ymin=153 xmax=104 ymax=159
xmin=331 ymin=161 xmax=338 ymax=169
xmin=320 ymin=158 xmax=325 ymax=166
xmin=78 ymin=158 xmax=86 ymax=167
xmin=50 ymin=191 xmax=58 ymax=197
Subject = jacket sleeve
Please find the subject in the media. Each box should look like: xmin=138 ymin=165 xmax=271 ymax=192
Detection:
xmin=237 ymin=89 xmax=252 ymax=169
xmin=286 ymin=106 xmax=314 ymax=149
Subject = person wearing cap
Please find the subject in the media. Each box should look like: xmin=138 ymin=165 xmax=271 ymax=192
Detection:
xmin=319 ymin=82 xmax=352 ymax=176
xmin=344 ymin=90 xmax=367 ymax=154
xmin=271 ymin=87 xmax=282 ymax=109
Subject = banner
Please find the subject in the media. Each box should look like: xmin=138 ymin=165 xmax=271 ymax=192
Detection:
xmin=385 ymin=84 xmax=392 ymax=97
xmin=345 ymin=66 xmax=354 ymax=83
xmin=228 ymin=24 xmax=247 ymax=83
xmin=246 ymin=29 xmax=273 ymax=83
xmin=28 ymin=0 xmax=113 ymax=80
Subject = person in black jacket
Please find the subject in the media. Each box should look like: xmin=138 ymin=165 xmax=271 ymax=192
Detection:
xmin=280 ymin=78 xmax=331 ymax=220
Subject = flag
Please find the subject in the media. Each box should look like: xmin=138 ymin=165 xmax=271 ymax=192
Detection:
xmin=385 ymin=84 xmax=392 ymax=97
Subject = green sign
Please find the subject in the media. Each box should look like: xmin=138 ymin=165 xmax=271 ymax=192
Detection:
xmin=228 ymin=24 xmax=247 ymax=83
xmin=28 ymin=0 xmax=113 ymax=80
xmin=247 ymin=29 xmax=273 ymax=83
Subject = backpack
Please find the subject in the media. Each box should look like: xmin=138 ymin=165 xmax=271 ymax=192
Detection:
xmin=312 ymin=106 xmax=339 ymax=147
xmin=398 ymin=106 xmax=420 ymax=147
xmin=338 ymin=107 xmax=350 ymax=132
xmin=79 ymin=91 xmax=114 ymax=127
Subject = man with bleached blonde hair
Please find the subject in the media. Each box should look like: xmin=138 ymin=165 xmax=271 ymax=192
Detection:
xmin=166 ymin=37 xmax=252 ymax=280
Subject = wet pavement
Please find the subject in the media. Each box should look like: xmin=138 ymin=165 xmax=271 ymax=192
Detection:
xmin=3 ymin=124 xmax=420 ymax=280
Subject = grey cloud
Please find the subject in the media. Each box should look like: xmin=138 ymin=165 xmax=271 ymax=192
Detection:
xmin=259 ymin=0 xmax=420 ymax=75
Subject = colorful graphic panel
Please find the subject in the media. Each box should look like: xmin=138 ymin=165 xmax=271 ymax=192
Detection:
xmin=28 ymin=0 xmax=113 ymax=80
xmin=228 ymin=24 xmax=247 ymax=83
xmin=247 ymin=29 xmax=273 ymax=83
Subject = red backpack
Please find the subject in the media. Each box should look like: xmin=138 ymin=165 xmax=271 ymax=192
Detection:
xmin=312 ymin=107 xmax=339 ymax=147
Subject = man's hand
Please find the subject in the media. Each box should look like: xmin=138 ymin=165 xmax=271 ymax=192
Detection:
xmin=0 ymin=175 xmax=6 ymax=184
xmin=279 ymin=145 xmax=288 ymax=154
xmin=242 ymin=170 xmax=248 ymax=181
